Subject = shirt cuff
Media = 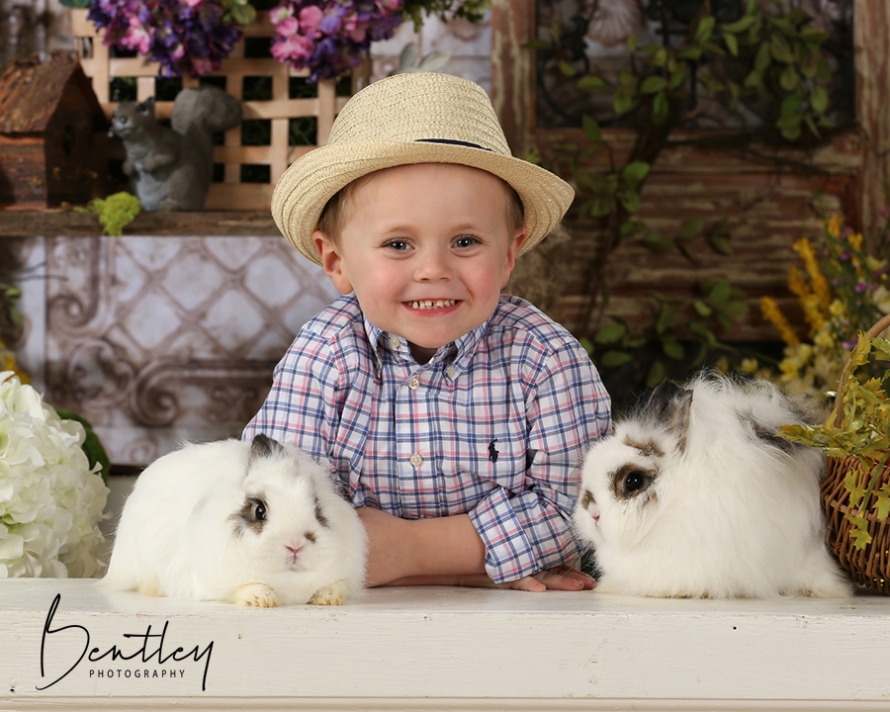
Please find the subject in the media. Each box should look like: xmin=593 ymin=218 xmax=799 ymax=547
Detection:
xmin=469 ymin=487 xmax=576 ymax=584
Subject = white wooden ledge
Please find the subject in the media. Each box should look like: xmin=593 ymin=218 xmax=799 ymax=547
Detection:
xmin=2 ymin=579 xmax=890 ymax=712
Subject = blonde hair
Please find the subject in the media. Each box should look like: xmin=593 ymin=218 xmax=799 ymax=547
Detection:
xmin=316 ymin=168 xmax=526 ymax=242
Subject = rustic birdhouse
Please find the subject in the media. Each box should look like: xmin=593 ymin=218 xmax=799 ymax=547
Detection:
xmin=0 ymin=52 xmax=107 ymax=209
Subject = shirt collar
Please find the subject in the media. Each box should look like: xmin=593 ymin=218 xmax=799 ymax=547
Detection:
xmin=363 ymin=312 xmax=492 ymax=375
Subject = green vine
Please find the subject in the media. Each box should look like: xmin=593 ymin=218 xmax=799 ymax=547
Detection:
xmin=539 ymin=0 xmax=838 ymax=391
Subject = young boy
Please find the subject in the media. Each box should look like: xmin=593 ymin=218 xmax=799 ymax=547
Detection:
xmin=243 ymin=73 xmax=611 ymax=592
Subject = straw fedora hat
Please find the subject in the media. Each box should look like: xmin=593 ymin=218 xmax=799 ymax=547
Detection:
xmin=271 ymin=72 xmax=575 ymax=264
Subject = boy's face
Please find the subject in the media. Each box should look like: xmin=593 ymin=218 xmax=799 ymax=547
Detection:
xmin=313 ymin=163 xmax=527 ymax=363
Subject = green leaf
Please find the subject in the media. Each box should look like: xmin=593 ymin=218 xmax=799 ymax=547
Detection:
xmin=621 ymin=161 xmax=651 ymax=188
xmin=770 ymin=33 xmax=795 ymax=63
xmin=780 ymin=64 xmax=799 ymax=91
xmin=641 ymin=232 xmax=673 ymax=252
xmin=652 ymin=90 xmax=670 ymax=125
xmin=58 ymin=0 xmax=91 ymax=6
xmin=595 ymin=322 xmax=628 ymax=345
xmin=614 ymin=91 xmax=636 ymax=116
xmin=676 ymin=46 xmax=702 ymax=62
xmin=559 ymin=61 xmax=578 ymax=77
xmin=640 ymin=75 xmax=668 ymax=94
xmin=723 ymin=31 xmax=738 ymax=57
xmin=582 ymin=115 xmax=603 ymax=144
xmin=680 ymin=218 xmax=704 ymax=241
xmin=850 ymin=333 xmax=873 ymax=368
xmin=875 ymin=484 xmax=890 ymax=521
xmin=708 ymin=280 xmax=733 ymax=307
xmin=707 ymin=234 xmax=733 ymax=255
xmin=694 ymin=16 xmax=716 ymax=45
xmin=618 ymin=70 xmax=638 ymax=89
xmin=646 ymin=360 xmax=668 ymax=388
xmin=589 ymin=195 xmax=617 ymax=218
xmin=721 ymin=15 xmax=756 ymax=33
xmin=693 ymin=300 xmax=712 ymax=317
xmin=669 ymin=65 xmax=687 ymax=89
xmin=810 ymin=84 xmax=829 ymax=114
xmin=620 ymin=220 xmax=646 ymax=238
xmin=54 ymin=407 xmax=111 ymax=483
xmin=661 ymin=337 xmax=685 ymax=361
xmin=578 ymin=74 xmax=609 ymax=93
xmin=721 ymin=300 xmax=749 ymax=318
xmin=618 ymin=190 xmax=641 ymax=214
xmin=754 ymin=41 xmax=772 ymax=71
xmin=600 ymin=350 xmax=633 ymax=368
xmin=656 ymin=301 xmax=681 ymax=334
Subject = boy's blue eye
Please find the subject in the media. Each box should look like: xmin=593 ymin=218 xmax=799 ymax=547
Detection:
xmin=454 ymin=236 xmax=478 ymax=248
xmin=385 ymin=240 xmax=410 ymax=251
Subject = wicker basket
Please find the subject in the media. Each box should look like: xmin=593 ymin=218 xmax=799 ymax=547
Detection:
xmin=820 ymin=312 xmax=890 ymax=595
xmin=69 ymin=9 xmax=365 ymax=211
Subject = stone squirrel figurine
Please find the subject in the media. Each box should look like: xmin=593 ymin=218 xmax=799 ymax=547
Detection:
xmin=109 ymin=85 xmax=242 ymax=211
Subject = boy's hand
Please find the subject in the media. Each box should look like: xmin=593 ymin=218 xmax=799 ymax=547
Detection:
xmin=393 ymin=566 xmax=596 ymax=592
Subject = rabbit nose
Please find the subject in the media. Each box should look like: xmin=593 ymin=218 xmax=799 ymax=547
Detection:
xmin=285 ymin=543 xmax=303 ymax=562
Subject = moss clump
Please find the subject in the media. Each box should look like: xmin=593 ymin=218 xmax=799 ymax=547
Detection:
xmin=77 ymin=192 xmax=142 ymax=236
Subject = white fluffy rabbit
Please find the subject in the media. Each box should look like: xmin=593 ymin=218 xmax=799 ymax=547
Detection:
xmin=574 ymin=374 xmax=851 ymax=598
xmin=104 ymin=435 xmax=367 ymax=607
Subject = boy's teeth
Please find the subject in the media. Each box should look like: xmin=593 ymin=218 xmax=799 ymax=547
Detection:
xmin=410 ymin=300 xmax=456 ymax=310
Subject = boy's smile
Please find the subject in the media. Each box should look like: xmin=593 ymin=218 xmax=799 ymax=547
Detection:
xmin=314 ymin=163 xmax=527 ymax=363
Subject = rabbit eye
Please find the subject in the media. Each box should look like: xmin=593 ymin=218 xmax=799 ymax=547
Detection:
xmin=253 ymin=501 xmax=266 ymax=521
xmin=611 ymin=465 xmax=655 ymax=500
xmin=624 ymin=470 xmax=648 ymax=494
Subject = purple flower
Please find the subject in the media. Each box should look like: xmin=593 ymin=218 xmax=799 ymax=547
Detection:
xmin=855 ymin=283 xmax=875 ymax=293
xmin=270 ymin=0 xmax=405 ymax=82
xmin=89 ymin=0 xmax=243 ymax=77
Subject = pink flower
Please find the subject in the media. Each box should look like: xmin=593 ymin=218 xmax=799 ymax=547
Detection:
xmin=190 ymin=57 xmax=216 ymax=74
xmin=276 ymin=15 xmax=299 ymax=37
xmin=180 ymin=0 xmax=203 ymax=7
xmin=298 ymin=5 xmax=324 ymax=37
xmin=378 ymin=0 xmax=401 ymax=11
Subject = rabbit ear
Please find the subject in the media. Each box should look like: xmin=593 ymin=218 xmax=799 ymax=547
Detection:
xmin=643 ymin=380 xmax=693 ymax=452
xmin=249 ymin=434 xmax=287 ymax=462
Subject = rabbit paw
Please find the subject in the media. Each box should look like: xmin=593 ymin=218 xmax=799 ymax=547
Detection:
xmin=138 ymin=578 xmax=165 ymax=597
xmin=309 ymin=580 xmax=350 ymax=606
xmin=235 ymin=583 xmax=280 ymax=608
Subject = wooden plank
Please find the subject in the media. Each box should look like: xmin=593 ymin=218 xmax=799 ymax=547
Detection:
xmin=854 ymin=0 xmax=890 ymax=241
xmin=1 ymin=579 xmax=890 ymax=710
xmin=205 ymin=183 xmax=272 ymax=211
xmin=0 ymin=210 xmax=280 ymax=237
xmin=490 ymin=0 xmax=535 ymax=156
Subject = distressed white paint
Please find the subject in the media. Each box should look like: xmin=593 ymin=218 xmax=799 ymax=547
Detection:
xmin=1 ymin=579 xmax=889 ymax=711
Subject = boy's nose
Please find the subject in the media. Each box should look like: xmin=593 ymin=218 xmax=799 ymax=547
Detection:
xmin=414 ymin=247 xmax=453 ymax=281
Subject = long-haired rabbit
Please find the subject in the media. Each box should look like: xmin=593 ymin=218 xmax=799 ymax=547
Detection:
xmin=574 ymin=373 xmax=850 ymax=598
xmin=103 ymin=435 xmax=367 ymax=607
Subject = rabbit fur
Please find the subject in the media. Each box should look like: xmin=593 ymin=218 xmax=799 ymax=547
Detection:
xmin=574 ymin=373 xmax=851 ymax=599
xmin=103 ymin=435 xmax=367 ymax=607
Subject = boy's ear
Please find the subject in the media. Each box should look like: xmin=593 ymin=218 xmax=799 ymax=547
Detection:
xmin=499 ymin=227 xmax=528 ymax=288
xmin=313 ymin=230 xmax=353 ymax=295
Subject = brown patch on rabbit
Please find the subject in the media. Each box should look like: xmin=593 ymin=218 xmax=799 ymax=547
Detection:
xmin=622 ymin=436 xmax=664 ymax=459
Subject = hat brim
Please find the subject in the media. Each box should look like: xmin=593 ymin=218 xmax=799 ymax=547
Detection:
xmin=271 ymin=141 xmax=575 ymax=265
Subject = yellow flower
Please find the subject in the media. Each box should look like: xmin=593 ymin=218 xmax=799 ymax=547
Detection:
xmin=740 ymin=357 xmax=759 ymax=374
xmin=825 ymin=215 xmax=843 ymax=238
xmin=800 ymin=293 xmax=825 ymax=333
xmin=761 ymin=296 xmax=800 ymax=346
xmin=829 ymin=299 xmax=846 ymax=318
xmin=813 ymin=328 xmax=834 ymax=350
xmin=788 ymin=266 xmax=809 ymax=298
xmin=793 ymin=238 xmax=831 ymax=306
xmin=847 ymin=232 xmax=863 ymax=252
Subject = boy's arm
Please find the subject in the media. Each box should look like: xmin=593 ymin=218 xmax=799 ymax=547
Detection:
xmin=357 ymin=506 xmax=594 ymax=591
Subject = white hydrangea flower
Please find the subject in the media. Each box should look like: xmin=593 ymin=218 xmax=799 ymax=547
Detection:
xmin=0 ymin=371 xmax=109 ymax=578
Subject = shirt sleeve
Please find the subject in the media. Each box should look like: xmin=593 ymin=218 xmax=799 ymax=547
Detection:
xmin=242 ymin=329 xmax=344 ymax=469
xmin=468 ymin=339 xmax=611 ymax=583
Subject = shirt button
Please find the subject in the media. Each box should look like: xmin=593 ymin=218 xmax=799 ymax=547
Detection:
xmin=408 ymin=377 xmax=420 ymax=390
xmin=409 ymin=453 xmax=423 ymax=467
xmin=446 ymin=367 xmax=456 ymax=379
xmin=389 ymin=336 xmax=400 ymax=348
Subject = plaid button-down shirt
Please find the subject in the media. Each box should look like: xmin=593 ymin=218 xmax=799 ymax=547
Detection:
xmin=243 ymin=293 xmax=611 ymax=582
